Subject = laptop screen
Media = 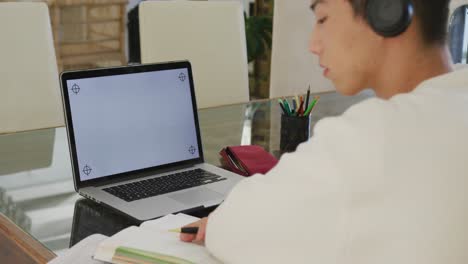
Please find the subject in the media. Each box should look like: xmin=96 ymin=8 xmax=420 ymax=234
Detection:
xmin=62 ymin=63 xmax=202 ymax=183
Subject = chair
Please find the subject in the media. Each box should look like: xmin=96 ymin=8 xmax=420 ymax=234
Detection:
xmin=138 ymin=1 xmax=249 ymax=109
xmin=269 ymin=0 xmax=334 ymax=98
xmin=0 ymin=3 xmax=64 ymax=134
xmin=449 ymin=0 xmax=468 ymax=63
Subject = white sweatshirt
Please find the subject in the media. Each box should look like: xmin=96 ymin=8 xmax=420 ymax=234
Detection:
xmin=206 ymin=68 xmax=468 ymax=264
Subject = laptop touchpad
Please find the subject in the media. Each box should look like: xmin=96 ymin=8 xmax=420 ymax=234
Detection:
xmin=169 ymin=188 xmax=222 ymax=206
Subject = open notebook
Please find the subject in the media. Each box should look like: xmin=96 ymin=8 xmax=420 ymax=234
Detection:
xmin=93 ymin=214 xmax=221 ymax=264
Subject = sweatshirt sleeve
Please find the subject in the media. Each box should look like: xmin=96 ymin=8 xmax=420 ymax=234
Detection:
xmin=205 ymin=98 xmax=387 ymax=264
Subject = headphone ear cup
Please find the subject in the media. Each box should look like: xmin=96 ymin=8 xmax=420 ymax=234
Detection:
xmin=366 ymin=0 xmax=414 ymax=37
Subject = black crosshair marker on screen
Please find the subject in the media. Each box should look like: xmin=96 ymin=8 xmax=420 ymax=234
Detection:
xmin=83 ymin=165 xmax=92 ymax=176
xmin=188 ymin=145 xmax=196 ymax=155
xmin=179 ymin=73 xmax=186 ymax=82
xmin=71 ymin=84 xmax=81 ymax=94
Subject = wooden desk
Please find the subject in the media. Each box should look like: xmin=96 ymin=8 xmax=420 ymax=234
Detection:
xmin=0 ymin=213 xmax=55 ymax=263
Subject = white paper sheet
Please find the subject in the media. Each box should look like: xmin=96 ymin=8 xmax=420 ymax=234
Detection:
xmin=94 ymin=214 xmax=221 ymax=264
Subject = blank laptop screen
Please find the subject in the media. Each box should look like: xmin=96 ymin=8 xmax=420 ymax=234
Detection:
xmin=66 ymin=68 xmax=200 ymax=181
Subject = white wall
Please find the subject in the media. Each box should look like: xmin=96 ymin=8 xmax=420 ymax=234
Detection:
xmin=269 ymin=0 xmax=334 ymax=98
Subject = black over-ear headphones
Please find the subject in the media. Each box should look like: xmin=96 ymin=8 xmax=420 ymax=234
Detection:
xmin=366 ymin=0 xmax=414 ymax=37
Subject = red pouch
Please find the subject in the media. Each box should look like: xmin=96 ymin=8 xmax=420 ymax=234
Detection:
xmin=219 ymin=145 xmax=278 ymax=176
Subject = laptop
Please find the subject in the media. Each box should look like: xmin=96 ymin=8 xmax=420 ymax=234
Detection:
xmin=60 ymin=61 xmax=244 ymax=221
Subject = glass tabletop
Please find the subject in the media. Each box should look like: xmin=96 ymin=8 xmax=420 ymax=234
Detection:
xmin=0 ymin=91 xmax=372 ymax=254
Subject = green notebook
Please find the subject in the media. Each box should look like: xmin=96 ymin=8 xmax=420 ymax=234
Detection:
xmin=113 ymin=246 xmax=195 ymax=264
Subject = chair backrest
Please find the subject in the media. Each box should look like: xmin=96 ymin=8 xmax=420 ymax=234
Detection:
xmin=449 ymin=0 xmax=468 ymax=63
xmin=451 ymin=0 xmax=468 ymax=13
xmin=269 ymin=0 xmax=334 ymax=98
xmin=0 ymin=3 xmax=64 ymax=134
xmin=139 ymin=1 xmax=249 ymax=109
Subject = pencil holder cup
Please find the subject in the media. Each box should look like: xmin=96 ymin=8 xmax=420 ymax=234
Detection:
xmin=280 ymin=114 xmax=311 ymax=153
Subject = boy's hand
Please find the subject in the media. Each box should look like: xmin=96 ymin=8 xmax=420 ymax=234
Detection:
xmin=179 ymin=217 xmax=208 ymax=244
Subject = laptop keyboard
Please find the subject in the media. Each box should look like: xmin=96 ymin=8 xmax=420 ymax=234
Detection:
xmin=103 ymin=169 xmax=227 ymax=202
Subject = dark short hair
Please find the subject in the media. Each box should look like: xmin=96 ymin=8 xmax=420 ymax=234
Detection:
xmin=350 ymin=0 xmax=450 ymax=45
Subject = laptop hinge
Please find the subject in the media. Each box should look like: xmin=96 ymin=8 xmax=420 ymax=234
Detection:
xmin=79 ymin=191 xmax=102 ymax=204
